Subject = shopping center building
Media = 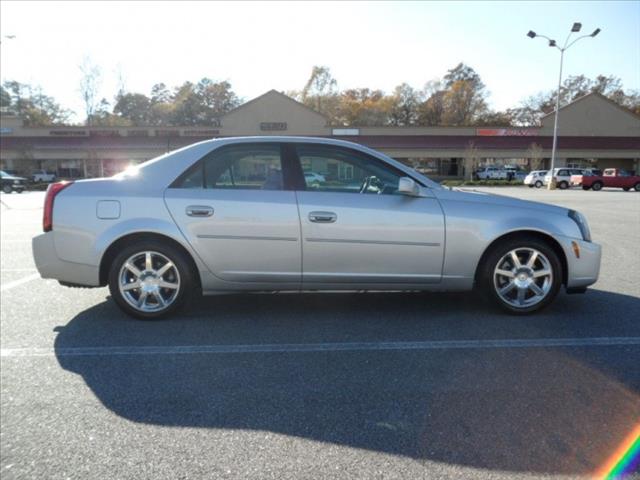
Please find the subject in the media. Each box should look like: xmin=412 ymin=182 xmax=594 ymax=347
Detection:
xmin=1 ymin=90 xmax=638 ymax=180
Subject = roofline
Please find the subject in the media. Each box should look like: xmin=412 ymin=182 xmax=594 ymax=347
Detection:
xmin=541 ymin=91 xmax=640 ymax=121
xmin=220 ymin=89 xmax=329 ymax=122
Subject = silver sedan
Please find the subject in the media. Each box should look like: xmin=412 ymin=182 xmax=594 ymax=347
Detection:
xmin=32 ymin=137 xmax=601 ymax=319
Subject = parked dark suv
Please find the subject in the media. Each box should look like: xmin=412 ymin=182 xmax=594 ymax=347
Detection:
xmin=0 ymin=170 xmax=27 ymax=193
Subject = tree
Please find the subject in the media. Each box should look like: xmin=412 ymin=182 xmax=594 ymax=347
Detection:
xmin=2 ymin=80 xmax=71 ymax=126
xmin=92 ymin=98 xmax=132 ymax=126
xmin=195 ymin=78 xmax=240 ymax=123
xmin=388 ymin=83 xmax=422 ymax=126
xmin=444 ymin=62 xmax=484 ymax=90
xmin=0 ymin=85 xmax=10 ymax=108
xmin=417 ymin=80 xmax=446 ymax=126
xmin=336 ymin=88 xmax=389 ymax=125
xmin=114 ymin=92 xmax=152 ymax=125
xmin=474 ymin=110 xmax=513 ymax=126
xmin=442 ymin=79 xmax=488 ymax=125
xmin=78 ymin=57 xmax=102 ymax=126
xmin=299 ymin=66 xmax=340 ymax=121
xmin=441 ymin=63 xmax=488 ymax=125
xmin=526 ymin=142 xmax=545 ymax=170
xmin=463 ymin=141 xmax=480 ymax=181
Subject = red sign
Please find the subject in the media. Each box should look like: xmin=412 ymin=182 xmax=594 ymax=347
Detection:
xmin=476 ymin=128 xmax=538 ymax=136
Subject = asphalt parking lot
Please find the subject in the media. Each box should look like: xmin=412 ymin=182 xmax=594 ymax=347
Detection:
xmin=1 ymin=187 xmax=639 ymax=479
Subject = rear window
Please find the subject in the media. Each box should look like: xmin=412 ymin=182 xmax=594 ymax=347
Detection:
xmin=173 ymin=144 xmax=284 ymax=190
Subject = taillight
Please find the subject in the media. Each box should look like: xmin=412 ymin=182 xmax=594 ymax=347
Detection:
xmin=43 ymin=181 xmax=73 ymax=232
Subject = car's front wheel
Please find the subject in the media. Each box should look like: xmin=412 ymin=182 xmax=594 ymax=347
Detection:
xmin=108 ymin=240 xmax=197 ymax=319
xmin=479 ymin=237 xmax=562 ymax=314
xmin=534 ymin=180 xmax=543 ymax=188
xmin=2 ymin=185 xmax=12 ymax=194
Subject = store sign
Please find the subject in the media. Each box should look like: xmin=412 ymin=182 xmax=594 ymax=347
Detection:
xmin=127 ymin=130 xmax=150 ymax=137
xmin=260 ymin=122 xmax=287 ymax=131
xmin=155 ymin=129 xmax=180 ymax=137
xmin=183 ymin=129 xmax=220 ymax=136
xmin=476 ymin=128 xmax=538 ymax=136
xmin=332 ymin=128 xmax=360 ymax=136
xmin=90 ymin=130 xmax=120 ymax=137
xmin=49 ymin=130 xmax=88 ymax=136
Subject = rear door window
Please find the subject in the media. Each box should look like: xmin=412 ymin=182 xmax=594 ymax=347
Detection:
xmin=174 ymin=144 xmax=285 ymax=190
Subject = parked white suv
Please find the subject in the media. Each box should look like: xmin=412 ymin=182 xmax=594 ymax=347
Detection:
xmin=32 ymin=170 xmax=56 ymax=183
xmin=544 ymin=168 xmax=584 ymax=189
xmin=524 ymin=170 xmax=548 ymax=188
xmin=476 ymin=166 xmax=507 ymax=180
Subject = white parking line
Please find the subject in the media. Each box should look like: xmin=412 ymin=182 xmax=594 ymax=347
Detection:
xmin=2 ymin=336 xmax=639 ymax=358
xmin=0 ymin=273 xmax=41 ymax=292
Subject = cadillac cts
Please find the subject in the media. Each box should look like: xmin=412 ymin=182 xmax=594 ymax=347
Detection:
xmin=32 ymin=137 xmax=601 ymax=319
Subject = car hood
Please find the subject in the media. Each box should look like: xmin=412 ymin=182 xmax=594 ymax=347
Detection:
xmin=1 ymin=175 xmax=26 ymax=181
xmin=436 ymin=187 xmax=569 ymax=215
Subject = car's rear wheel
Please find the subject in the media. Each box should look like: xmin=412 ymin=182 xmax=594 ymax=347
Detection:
xmin=634 ymin=183 xmax=640 ymax=192
xmin=2 ymin=185 xmax=12 ymax=194
xmin=479 ymin=237 xmax=562 ymax=314
xmin=558 ymin=181 xmax=569 ymax=190
xmin=623 ymin=187 xmax=630 ymax=191
xmin=108 ymin=240 xmax=196 ymax=319
xmin=592 ymin=181 xmax=603 ymax=191
xmin=534 ymin=181 xmax=543 ymax=188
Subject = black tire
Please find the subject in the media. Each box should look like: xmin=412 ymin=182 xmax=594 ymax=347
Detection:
xmin=108 ymin=239 xmax=197 ymax=320
xmin=558 ymin=181 xmax=569 ymax=190
xmin=623 ymin=187 xmax=630 ymax=192
xmin=2 ymin=185 xmax=12 ymax=194
xmin=478 ymin=236 xmax=563 ymax=315
xmin=582 ymin=185 xmax=591 ymax=190
xmin=634 ymin=183 xmax=640 ymax=192
xmin=534 ymin=181 xmax=543 ymax=188
xmin=592 ymin=181 xmax=603 ymax=191
xmin=16 ymin=189 xmax=24 ymax=194
xmin=528 ymin=184 xmax=534 ymax=188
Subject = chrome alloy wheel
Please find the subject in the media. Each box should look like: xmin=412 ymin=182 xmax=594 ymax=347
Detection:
xmin=493 ymin=248 xmax=553 ymax=309
xmin=118 ymin=251 xmax=181 ymax=313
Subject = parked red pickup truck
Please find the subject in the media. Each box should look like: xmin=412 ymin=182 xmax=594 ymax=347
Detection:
xmin=571 ymin=168 xmax=640 ymax=191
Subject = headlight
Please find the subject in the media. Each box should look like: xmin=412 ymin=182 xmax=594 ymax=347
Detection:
xmin=568 ymin=210 xmax=591 ymax=242
xmin=13 ymin=180 xmax=20 ymax=184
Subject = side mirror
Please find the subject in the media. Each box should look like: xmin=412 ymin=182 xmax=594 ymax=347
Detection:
xmin=398 ymin=177 xmax=421 ymax=197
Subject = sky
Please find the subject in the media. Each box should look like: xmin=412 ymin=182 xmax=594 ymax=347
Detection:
xmin=1 ymin=0 xmax=639 ymax=122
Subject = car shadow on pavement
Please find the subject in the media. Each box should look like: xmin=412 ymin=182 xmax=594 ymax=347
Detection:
xmin=54 ymin=289 xmax=640 ymax=476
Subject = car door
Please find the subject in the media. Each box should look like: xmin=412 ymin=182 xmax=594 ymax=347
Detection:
xmin=292 ymin=143 xmax=445 ymax=285
xmin=164 ymin=142 xmax=301 ymax=284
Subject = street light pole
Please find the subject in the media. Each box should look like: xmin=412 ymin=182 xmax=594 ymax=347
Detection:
xmin=549 ymin=49 xmax=564 ymax=190
xmin=527 ymin=24 xmax=601 ymax=190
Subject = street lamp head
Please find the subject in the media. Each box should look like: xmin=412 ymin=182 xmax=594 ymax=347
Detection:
xmin=571 ymin=22 xmax=582 ymax=32
xmin=591 ymin=28 xmax=601 ymax=37
xmin=549 ymin=39 xmax=557 ymax=47
xmin=527 ymin=30 xmax=537 ymax=38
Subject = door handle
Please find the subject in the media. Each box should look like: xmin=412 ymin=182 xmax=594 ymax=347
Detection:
xmin=309 ymin=211 xmax=337 ymax=223
xmin=186 ymin=205 xmax=214 ymax=217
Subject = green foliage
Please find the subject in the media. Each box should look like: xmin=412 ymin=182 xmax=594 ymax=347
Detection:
xmin=0 ymin=85 xmax=11 ymax=108
xmin=111 ymin=78 xmax=241 ymax=126
xmin=2 ymin=80 xmax=71 ymax=126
